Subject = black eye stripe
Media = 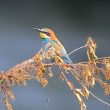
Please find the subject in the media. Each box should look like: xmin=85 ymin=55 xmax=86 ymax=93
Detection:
xmin=47 ymin=33 xmax=50 ymax=36
xmin=43 ymin=32 xmax=50 ymax=36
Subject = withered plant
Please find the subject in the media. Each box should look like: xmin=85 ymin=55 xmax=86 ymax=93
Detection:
xmin=0 ymin=37 xmax=110 ymax=110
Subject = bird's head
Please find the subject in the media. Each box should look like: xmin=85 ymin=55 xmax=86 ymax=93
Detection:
xmin=34 ymin=28 xmax=56 ymax=40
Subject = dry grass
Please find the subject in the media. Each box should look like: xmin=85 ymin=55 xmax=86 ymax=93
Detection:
xmin=0 ymin=37 xmax=110 ymax=110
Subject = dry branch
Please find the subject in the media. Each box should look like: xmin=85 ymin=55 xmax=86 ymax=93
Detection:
xmin=0 ymin=37 xmax=110 ymax=110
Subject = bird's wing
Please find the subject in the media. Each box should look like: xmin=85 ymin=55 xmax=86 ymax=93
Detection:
xmin=50 ymin=38 xmax=72 ymax=64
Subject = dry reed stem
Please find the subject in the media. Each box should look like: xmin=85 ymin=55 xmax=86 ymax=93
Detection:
xmin=0 ymin=37 xmax=110 ymax=110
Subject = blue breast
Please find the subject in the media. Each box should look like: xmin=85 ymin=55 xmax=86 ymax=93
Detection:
xmin=42 ymin=38 xmax=50 ymax=52
xmin=42 ymin=38 xmax=49 ymax=46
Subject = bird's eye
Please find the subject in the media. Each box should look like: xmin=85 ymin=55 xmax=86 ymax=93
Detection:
xmin=46 ymin=32 xmax=50 ymax=36
xmin=43 ymin=32 xmax=50 ymax=36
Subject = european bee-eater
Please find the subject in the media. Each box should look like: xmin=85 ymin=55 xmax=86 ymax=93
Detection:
xmin=34 ymin=28 xmax=73 ymax=65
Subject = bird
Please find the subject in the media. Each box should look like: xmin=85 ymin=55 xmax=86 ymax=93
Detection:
xmin=34 ymin=28 xmax=73 ymax=66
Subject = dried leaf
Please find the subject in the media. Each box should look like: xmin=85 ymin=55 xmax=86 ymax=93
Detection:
xmin=97 ymin=80 xmax=110 ymax=95
xmin=3 ymin=97 xmax=13 ymax=110
xmin=59 ymin=73 xmax=65 ymax=81
xmin=103 ymin=58 xmax=110 ymax=80
xmin=7 ymin=91 xmax=15 ymax=100
xmin=82 ymin=86 xmax=89 ymax=99
xmin=74 ymin=90 xmax=86 ymax=110
xmin=86 ymin=37 xmax=98 ymax=61
xmin=76 ymin=89 xmax=84 ymax=97
xmin=81 ymin=64 xmax=95 ymax=87
xmin=67 ymin=80 xmax=75 ymax=90
xmin=40 ymin=78 xmax=48 ymax=88
xmin=48 ymin=67 xmax=53 ymax=78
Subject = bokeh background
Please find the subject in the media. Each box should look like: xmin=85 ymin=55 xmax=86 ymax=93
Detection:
xmin=0 ymin=0 xmax=110 ymax=110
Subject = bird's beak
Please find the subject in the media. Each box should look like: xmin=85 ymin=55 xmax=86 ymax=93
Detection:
xmin=33 ymin=28 xmax=42 ymax=32
xmin=34 ymin=28 xmax=46 ymax=38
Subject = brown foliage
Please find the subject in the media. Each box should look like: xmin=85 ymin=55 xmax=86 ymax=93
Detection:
xmin=0 ymin=37 xmax=110 ymax=110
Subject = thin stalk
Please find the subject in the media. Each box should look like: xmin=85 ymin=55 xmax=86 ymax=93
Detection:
xmin=68 ymin=45 xmax=86 ymax=56
xmin=89 ymin=91 xmax=110 ymax=106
